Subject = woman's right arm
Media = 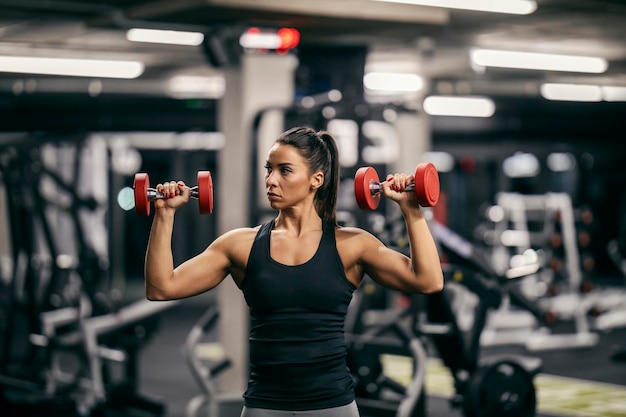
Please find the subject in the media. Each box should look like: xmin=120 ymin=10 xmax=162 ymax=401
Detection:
xmin=144 ymin=181 xmax=233 ymax=301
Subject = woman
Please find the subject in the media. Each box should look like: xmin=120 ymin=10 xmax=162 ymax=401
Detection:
xmin=144 ymin=126 xmax=443 ymax=417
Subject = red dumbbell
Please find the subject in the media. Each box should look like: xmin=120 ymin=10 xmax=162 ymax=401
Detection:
xmin=354 ymin=163 xmax=440 ymax=211
xmin=132 ymin=171 xmax=213 ymax=216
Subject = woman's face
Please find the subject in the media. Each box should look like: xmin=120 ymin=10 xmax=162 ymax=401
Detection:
xmin=265 ymin=143 xmax=319 ymax=210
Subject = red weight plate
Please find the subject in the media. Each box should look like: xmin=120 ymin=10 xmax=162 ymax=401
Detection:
xmin=134 ymin=173 xmax=150 ymax=216
xmin=197 ymin=171 xmax=213 ymax=214
xmin=354 ymin=166 xmax=380 ymax=211
xmin=413 ymin=163 xmax=440 ymax=207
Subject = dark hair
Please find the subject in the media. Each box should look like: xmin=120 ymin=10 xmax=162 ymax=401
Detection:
xmin=276 ymin=126 xmax=340 ymax=225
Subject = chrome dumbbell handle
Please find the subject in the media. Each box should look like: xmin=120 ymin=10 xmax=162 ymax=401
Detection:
xmin=147 ymin=186 xmax=199 ymax=201
xmin=369 ymin=181 xmax=415 ymax=195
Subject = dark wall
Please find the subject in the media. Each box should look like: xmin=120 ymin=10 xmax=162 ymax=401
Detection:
xmin=0 ymin=94 xmax=218 ymax=132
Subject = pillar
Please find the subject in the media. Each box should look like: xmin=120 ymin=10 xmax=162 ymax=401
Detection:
xmin=216 ymin=53 xmax=298 ymax=393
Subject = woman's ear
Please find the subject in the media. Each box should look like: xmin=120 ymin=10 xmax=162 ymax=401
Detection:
xmin=310 ymin=171 xmax=324 ymax=190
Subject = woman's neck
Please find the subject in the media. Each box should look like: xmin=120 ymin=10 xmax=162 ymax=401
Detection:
xmin=274 ymin=209 xmax=322 ymax=236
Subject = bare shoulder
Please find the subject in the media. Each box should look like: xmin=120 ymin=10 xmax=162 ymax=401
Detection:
xmin=334 ymin=226 xmax=386 ymax=286
xmin=335 ymin=226 xmax=383 ymax=256
xmin=210 ymin=226 xmax=260 ymax=279
xmin=215 ymin=226 xmax=260 ymax=252
xmin=220 ymin=225 xmax=261 ymax=239
xmin=336 ymin=226 xmax=379 ymax=243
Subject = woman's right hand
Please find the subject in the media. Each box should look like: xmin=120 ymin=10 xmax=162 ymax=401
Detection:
xmin=154 ymin=180 xmax=191 ymax=211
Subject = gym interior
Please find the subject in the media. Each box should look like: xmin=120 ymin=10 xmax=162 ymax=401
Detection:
xmin=1 ymin=1 xmax=625 ymax=417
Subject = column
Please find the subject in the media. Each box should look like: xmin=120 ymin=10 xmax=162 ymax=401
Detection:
xmin=216 ymin=52 xmax=298 ymax=393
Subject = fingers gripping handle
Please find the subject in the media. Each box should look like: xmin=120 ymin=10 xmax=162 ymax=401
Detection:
xmin=147 ymin=186 xmax=199 ymax=201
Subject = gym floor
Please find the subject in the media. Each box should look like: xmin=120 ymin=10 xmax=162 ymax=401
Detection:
xmin=130 ymin=294 xmax=626 ymax=417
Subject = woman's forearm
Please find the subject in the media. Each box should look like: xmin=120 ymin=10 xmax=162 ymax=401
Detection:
xmin=402 ymin=206 xmax=444 ymax=293
xmin=144 ymin=209 xmax=176 ymax=300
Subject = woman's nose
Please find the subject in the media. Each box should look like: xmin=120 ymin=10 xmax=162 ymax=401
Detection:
xmin=265 ymin=172 xmax=277 ymax=186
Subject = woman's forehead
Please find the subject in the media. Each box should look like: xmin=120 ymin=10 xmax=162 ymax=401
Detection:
xmin=267 ymin=143 xmax=304 ymax=163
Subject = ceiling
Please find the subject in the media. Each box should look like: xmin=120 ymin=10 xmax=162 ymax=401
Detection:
xmin=0 ymin=0 xmax=625 ymax=127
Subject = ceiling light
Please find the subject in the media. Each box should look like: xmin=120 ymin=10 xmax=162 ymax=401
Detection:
xmin=602 ymin=86 xmax=626 ymax=102
xmin=470 ymin=49 xmax=608 ymax=73
xmin=126 ymin=28 xmax=205 ymax=46
xmin=423 ymin=95 xmax=495 ymax=117
xmin=363 ymin=72 xmax=424 ymax=93
xmin=240 ymin=29 xmax=282 ymax=49
xmin=372 ymin=0 xmax=537 ymax=15
xmin=0 ymin=56 xmax=144 ymax=79
xmin=239 ymin=27 xmax=300 ymax=51
xmin=166 ymin=75 xmax=225 ymax=99
xmin=540 ymin=83 xmax=602 ymax=102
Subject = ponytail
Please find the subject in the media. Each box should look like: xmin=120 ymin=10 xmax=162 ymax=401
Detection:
xmin=316 ymin=131 xmax=339 ymax=226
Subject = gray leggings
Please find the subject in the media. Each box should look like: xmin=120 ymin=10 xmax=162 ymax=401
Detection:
xmin=240 ymin=400 xmax=360 ymax=417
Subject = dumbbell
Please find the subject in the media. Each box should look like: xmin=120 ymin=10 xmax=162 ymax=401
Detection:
xmin=354 ymin=163 xmax=440 ymax=210
xmin=117 ymin=171 xmax=213 ymax=216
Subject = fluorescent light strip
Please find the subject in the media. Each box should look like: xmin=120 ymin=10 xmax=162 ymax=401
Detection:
xmin=540 ymin=83 xmax=602 ymax=102
xmin=602 ymin=86 xmax=626 ymax=102
xmin=0 ymin=56 xmax=144 ymax=79
xmin=423 ymin=95 xmax=495 ymax=117
xmin=239 ymin=32 xmax=282 ymax=49
xmin=166 ymin=75 xmax=226 ymax=99
xmin=126 ymin=28 xmax=205 ymax=46
xmin=541 ymin=83 xmax=626 ymax=102
xmin=471 ymin=49 xmax=608 ymax=73
xmin=372 ymin=0 xmax=537 ymax=15
xmin=363 ymin=72 xmax=424 ymax=93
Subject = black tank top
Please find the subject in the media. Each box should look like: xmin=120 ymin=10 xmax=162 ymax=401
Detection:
xmin=241 ymin=219 xmax=356 ymax=410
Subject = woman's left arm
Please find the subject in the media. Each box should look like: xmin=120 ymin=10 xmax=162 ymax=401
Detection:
xmin=358 ymin=173 xmax=444 ymax=294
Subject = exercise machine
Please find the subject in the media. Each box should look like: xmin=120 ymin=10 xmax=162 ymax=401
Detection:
xmin=346 ymin=218 xmax=543 ymax=417
xmin=183 ymin=305 xmax=244 ymax=417
xmin=0 ymin=136 xmax=174 ymax=416
xmin=345 ymin=295 xmax=428 ymax=417
xmin=602 ymin=239 xmax=626 ymax=362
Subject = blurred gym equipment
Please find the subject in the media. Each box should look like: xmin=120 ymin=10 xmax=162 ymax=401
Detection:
xmin=479 ymin=192 xmax=600 ymax=351
xmin=346 ymin=299 xmax=428 ymax=417
xmin=0 ymin=137 xmax=174 ymax=416
xmin=346 ymin=260 xmax=541 ymax=417
xmin=183 ymin=306 xmax=244 ymax=417
xmin=602 ymin=239 xmax=626 ymax=362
